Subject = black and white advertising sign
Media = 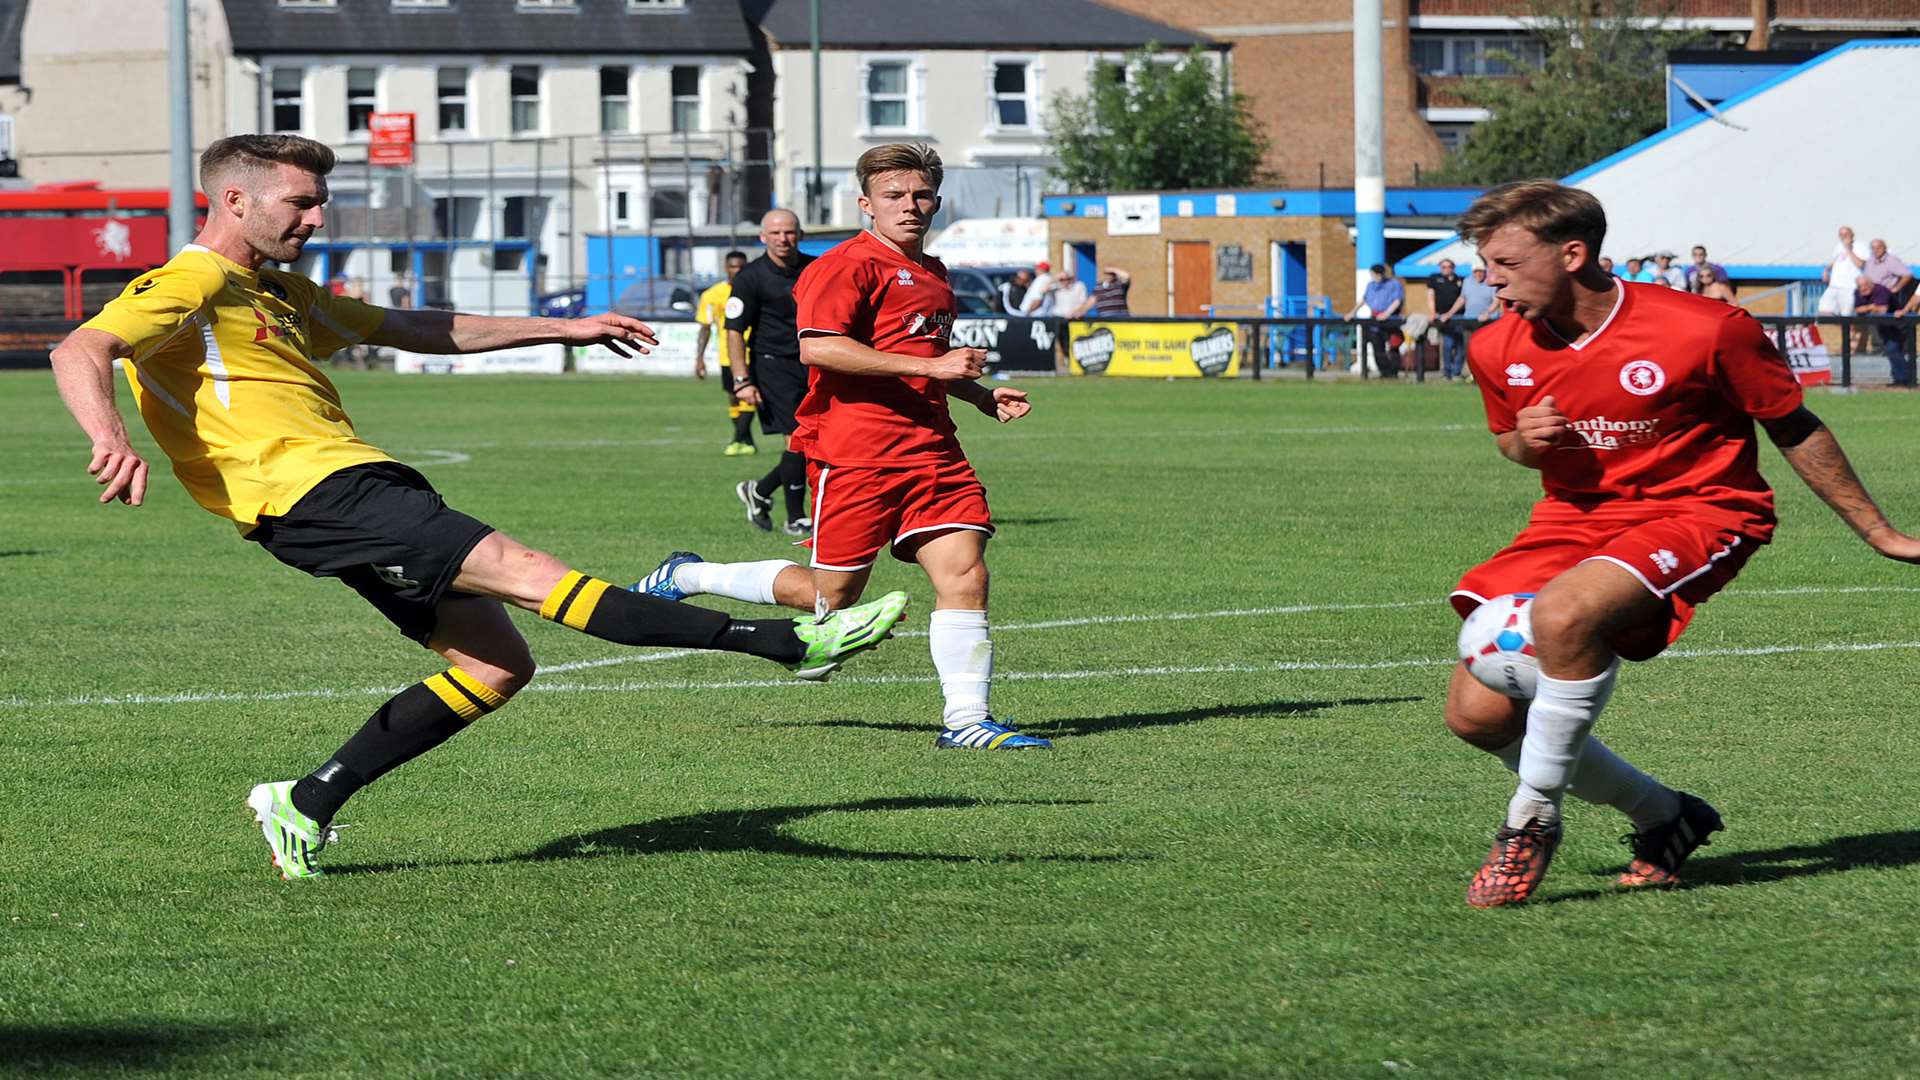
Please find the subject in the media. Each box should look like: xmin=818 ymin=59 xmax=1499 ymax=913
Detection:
xmin=951 ymin=316 xmax=1059 ymax=373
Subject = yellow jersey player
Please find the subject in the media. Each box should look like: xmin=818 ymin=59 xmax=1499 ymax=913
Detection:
xmin=49 ymin=134 xmax=909 ymax=881
xmin=696 ymin=250 xmax=756 ymax=455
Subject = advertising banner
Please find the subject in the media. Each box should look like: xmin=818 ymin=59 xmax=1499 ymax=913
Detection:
xmin=575 ymin=321 xmax=704 ymax=375
xmin=393 ymin=344 xmax=566 ymax=375
xmin=1067 ymin=321 xmax=1242 ymax=378
xmin=950 ymin=316 xmax=1059 ymax=374
xmin=1764 ymin=323 xmax=1832 ymax=386
xmin=368 ymin=113 xmax=415 ymax=166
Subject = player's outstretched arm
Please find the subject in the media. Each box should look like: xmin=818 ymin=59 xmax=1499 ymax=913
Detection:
xmin=1765 ymin=406 xmax=1920 ymax=562
xmin=799 ymin=333 xmax=984 ymax=380
xmin=49 ymin=328 xmax=148 ymax=507
xmin=366 ymin=310 xmax=658 ymax=358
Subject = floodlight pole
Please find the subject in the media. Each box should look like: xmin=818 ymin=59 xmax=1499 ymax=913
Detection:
xmin=1352 ymin=0 xmax=1386 ymax=302
xmin=168 ymin=0 xmax=195 ymax=252
xmin=809 ymin=0 xmax=822 ymax=225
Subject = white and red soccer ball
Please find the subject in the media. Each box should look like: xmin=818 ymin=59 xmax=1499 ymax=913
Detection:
xmin=1458 ymin=593 xmax=1538 ymax=699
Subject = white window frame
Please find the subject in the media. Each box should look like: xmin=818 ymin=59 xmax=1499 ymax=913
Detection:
xmin=517 ymin=0 xmax=578 ymax=8
xmin=277 ymin=0 xmax=337 ymax=7
xmin=984 ymin=54 xmax=1044 ymax=135
xmin=346 ymin=66 xmax=379 ymax=138
xmin=391 ymin=0 xmax=449 ymax=7
xmin=0 ymin=115 xmax=14 ymax=161
xmin=436 ymin=65 xmax=470 ymax=135
xmin=858 ymin=54 xmax=924 ymax=137
xmin=669 ymin=65 xmax=701 ymax=133
xmin=610 ymin=188 xmax=635 ymax=229
xmin=509 ymin=64 xmax=543 ymax=135
xmin=1409 ymin=34 xmax=1543 ymax=76
xmin=268 ymin=66 xmax=306 ymax=134
xmin=601 ymin=64 xmax=634 ymax=133
xmin=626 ymin=0 xmax=685 ymax=8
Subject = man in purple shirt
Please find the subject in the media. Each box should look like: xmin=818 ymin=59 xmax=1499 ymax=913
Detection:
xmin=1856 ymin=275 xmax=1910 ymax=387
xmin=1686 ymin=245 xmax=1730 ymax=294
xmin=1866 ymin=239 xmax=1914 ymax=301
xmin=1345 ymin=263 xmax=1406 ymax=377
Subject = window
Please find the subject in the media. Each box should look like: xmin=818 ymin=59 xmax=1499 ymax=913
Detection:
xmin=670 ymin=66 xmax=699 ymax=133
xmin=600 ymin=65 xmax=631 ymax=133
xmin=517 ymin=0 xmax=575 ymax=7
xmin=510 ymin=65 xmax=541 ymax=133
xmin=271 ymin=68 xmax=304 ymax=132
xmin=991 ymin=60 xmax=1032 ymax=129
xmin=649 ymin=187 xmax=688 ymax=222
xmin=611 ymin=189 xmax=633 ymax=228
xmin=1410 ymin=35 xmax=1543 ymax=76
xmin=347 ymin=67 xmax=377 ymax=134
xmin=626 ymin=0 xmax=684 ymax=8
xmin=0 ymin=115 xmax=12 ymax=160
xmin=391 ymin=0 xmax=448 ymax=6
xmin=432 ymin=196 xmax=481 ymax=238
xmin=277 ymin=0 xmax=336 ymax=7
xmin=503 ymin=196 xmax=547 ymax=239
xmin=437 ymin=66 xmax=468 ymax=133
xmin=865 ymin=61 xmax=909 ymax=131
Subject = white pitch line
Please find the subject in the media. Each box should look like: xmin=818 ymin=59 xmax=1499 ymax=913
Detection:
xmin=7 ymin=585 xmax=1919 ymax=710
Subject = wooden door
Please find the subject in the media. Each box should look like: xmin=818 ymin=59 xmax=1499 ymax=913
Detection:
xmin=1169 ymin=241 xmax=1212 ymax=315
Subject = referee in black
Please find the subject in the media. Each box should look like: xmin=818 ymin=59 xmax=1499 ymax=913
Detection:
xmin=727 ymin=208 xmax=816 ymax=536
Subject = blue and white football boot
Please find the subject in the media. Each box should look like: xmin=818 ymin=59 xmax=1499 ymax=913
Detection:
xmin=631 ymin=551 xmax=703 ymax=601
xmin=934 ymin=718 xmax=1052 ymax=751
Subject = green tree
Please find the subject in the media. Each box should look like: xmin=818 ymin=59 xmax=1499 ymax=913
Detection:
xmin=1434 ymin=0 xmax=1705 ymax=185
xmin=1046 ymin=46 xmax=1273 ymax=191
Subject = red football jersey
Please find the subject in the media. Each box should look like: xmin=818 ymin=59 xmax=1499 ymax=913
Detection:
xmin=1467 ymin=282 xmax=1804 ymax=537
xmin=791 ymin=230 xmax=963 ymax=467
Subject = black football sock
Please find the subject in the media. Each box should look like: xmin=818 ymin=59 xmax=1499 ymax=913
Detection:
xmin=290 ymin=668 xmax=507 ymax=826
xmin=754 ymin=463 xmax=781 ymax=501
xmin=732 ymin=412 xmax=756 ymax=443
xmin=540 ymin=572 xmax=803 ymax=663
xmin=780 ymin=451 xmax=808 ymax=520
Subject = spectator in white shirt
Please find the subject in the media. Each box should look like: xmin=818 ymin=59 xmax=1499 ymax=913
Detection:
xmin=1818 ymin=225 xmax=1868 ymax=316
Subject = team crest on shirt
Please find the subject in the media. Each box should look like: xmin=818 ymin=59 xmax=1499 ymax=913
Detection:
xmin=259 ymin=276 xmax=289 ymax=301
xmin=1620 ymin=359 xmax=1666 ymax=396
xmin=1505 ymin=363 xmax=1534 ymax=386
xmin=896 ymin=268 xmax=915 ymax=286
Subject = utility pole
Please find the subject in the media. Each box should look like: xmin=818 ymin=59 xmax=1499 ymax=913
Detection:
xmin=810 ymin=0 xmax=823 ymax=225
xmin=168 ymin=0 xmax=195 ymax=252
xmin=1352 ymin=0 xmax=1386 ymax=304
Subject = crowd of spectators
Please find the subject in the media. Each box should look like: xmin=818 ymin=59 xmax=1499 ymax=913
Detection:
xmin=999 ymin=259 xmax=1131 ymax=319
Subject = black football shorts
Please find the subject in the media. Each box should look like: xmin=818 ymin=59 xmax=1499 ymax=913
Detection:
xmin=249 ymin=461 xmax=495 ymax=645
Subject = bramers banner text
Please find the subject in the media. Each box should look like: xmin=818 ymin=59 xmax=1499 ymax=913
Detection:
xmin=1067 ymin=321 xmax=1242 ymax=378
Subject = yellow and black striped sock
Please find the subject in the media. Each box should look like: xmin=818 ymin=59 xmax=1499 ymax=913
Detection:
xmin=291 ymin=667 xmax=509 ymax=825
xmin=540 ymin=571 xmax=802 ymax=662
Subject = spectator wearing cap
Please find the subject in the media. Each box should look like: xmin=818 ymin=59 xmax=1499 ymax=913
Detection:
xmin=1653 ymin=252 xmax=1687 ymax=289
xmin=1459 ymin=265 xmax=1499 ymax=323
xmin=1686 ymin=245 xmax=1729 ymax=294
xmin=1344 ymin=263 xmax=1405 ymax=378
xmin=1020 ymin=260 xmax=1057 ymax=317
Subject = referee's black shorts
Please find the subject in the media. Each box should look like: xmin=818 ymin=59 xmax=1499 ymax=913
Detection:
xmin=249 ymin=461 xmax=494 ymax=645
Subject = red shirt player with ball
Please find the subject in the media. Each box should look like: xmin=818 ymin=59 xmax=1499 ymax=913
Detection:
xmin=632 ymin=144 xmax=1048 ymax=750
xmin=1444 ymin=181 xmax=1920 ymax=908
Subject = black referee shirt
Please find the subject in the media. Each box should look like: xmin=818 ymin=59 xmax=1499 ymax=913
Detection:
xmin=725 ymin=252 xmax=814 ymax=363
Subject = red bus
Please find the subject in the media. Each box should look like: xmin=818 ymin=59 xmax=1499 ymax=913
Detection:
xmin=0 ymin=181 xmax=206 ymax=320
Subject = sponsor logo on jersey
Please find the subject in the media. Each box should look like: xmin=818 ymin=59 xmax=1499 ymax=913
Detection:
xmin=1505 ymin=363 xmax=1534 ymax=386
xmin=1620 ymin=359 xmax=1666 ymax=396
xmin=259 ymin=276 xmax=290 ymax=302
xmin=900 ymin=310 xmax=954 ymax=340
xmin=1568 ymin=415 xmax=1660 ymax=450
xmin=132 ymin=279 xmax=157 ymax=295
xmin=1650 ymin=549 xmax=1679 ymax=573
xmin=896 ymin=268 xmax=915 ymax=286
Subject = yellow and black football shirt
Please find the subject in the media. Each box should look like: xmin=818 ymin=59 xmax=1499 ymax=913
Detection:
xmin=81 ymin=245 xmax=391 ymax=531
xmin=696 ymin=279 xmax=748 ymax=366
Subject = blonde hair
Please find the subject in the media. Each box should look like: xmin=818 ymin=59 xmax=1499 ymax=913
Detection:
xmin=855 ymin=143 xmax=943 ymax=196
xmin=1456 ymin=179 xmax=1606 ymax=254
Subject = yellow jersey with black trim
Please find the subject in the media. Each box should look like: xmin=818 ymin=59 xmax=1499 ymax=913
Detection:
xmin=696 ymin=279 xmax=746 ymax=365
xmin=80 ymin=245 xmax=392 ymax=530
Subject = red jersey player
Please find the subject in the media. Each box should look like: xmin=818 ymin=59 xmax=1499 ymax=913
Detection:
xmin=1447 ymin=181 xmax=1920 ymax=908
xmin=634 ymin=144 xmax=1047 ymax=750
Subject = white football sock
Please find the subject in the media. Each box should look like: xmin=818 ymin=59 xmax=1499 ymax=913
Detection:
xmin=928 ymin=608 xmax=992 ymax=730
xmin=1492 ymin=734 xmax=1680 ymax=832
xmin=673 ymin=559 xmax=794 ymax=606
xmin=1507 ymin=660 xmax=1620 ymax=829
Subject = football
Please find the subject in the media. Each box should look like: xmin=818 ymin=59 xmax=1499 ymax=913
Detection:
xmin=1458 ymin=593 xmax=1538 ymax=699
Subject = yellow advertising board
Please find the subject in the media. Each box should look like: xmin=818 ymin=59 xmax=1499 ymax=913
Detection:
xmin=1067 ymin=321 xmax=1242 ymax=378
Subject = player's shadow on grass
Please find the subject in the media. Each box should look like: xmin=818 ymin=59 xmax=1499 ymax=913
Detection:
xmin=1553 ymin=829 xmax=1920 ymax=903
xmin=773 ymin=696 xmax=1422 ymax=739
xmin=992 ymin=516 xmax=1074 ymax=527
xmin=330 ymin=796 xmax=1128 ymax=875
xmin=0 ymin=1023 xmax=248 ymax=1073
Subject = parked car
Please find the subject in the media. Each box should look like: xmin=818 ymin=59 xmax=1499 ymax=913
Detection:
xmin=947 ymin=266 xmax=1028 ymax=311
xmin=612 ymin=277 xmax=702 ymax=318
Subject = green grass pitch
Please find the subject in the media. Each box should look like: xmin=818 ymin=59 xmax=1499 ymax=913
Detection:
xmin=4 ymin=370 xmax=1919 ymax=1077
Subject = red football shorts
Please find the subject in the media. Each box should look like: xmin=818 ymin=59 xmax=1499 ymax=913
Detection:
xmin=1450 ymin=515 xmax=1760 ymax=660
xmin=805 ymin=457 xmax=994 ymax=571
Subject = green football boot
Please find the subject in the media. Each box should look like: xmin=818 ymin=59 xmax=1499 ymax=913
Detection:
xmin=246 ymin=780 xmax=333 ymax=881
xmin=788 ymin=590 xmax=911 ymax=681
